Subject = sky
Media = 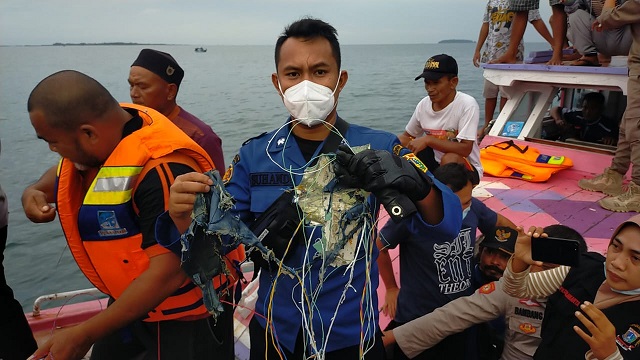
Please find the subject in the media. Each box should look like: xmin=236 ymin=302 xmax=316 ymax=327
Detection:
xmin=0 ymin=0 xmax=553 ymax=46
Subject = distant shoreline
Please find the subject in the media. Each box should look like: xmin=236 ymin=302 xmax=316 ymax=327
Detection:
xmin=438 ymin=39 xmax=474 ymax=44
xmin=50 ymin=42 xmax=169 ymax=46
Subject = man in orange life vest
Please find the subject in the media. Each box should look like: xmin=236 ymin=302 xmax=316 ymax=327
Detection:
xmin=24 ymin=70 xmax=229 ymax=360
xmin=22 ymin=48 xmax=226 ymax=224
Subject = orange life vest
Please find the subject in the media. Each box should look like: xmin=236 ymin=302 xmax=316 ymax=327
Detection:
xmin=56 ymin=103 xmax=243 ymax=322
xmin=480 ymin=140 xmax=573 ymax=182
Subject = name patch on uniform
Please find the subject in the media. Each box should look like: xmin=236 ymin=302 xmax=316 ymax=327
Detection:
xmin=479 ymin=282 xmax=496 ymax=294
xmin=250 ymin=172 xmax=293 ymax=187
xmin=97 ymin=210 xmax=128 ymax=237
xmin=514 ymin=307 xmax=544 ymax=320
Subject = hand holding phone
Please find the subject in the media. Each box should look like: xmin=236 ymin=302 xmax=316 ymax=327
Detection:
xmin=531 ymin=236 xmax=581 ymax=267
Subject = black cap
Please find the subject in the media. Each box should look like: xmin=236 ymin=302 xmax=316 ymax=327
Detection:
xmin=131 ymin=49 xmax=184 ymax=87
xmin=414 ymin=54 xmax=458 ymax=81
xmin=481 ymin=226 xmax=517 ymax=255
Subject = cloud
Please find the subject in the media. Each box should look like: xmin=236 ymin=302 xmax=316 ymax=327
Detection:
xmin=0 ymin=0 xmax=552 ymax=45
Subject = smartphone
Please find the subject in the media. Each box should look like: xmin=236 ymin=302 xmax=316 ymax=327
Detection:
xmin=531 ymin=236 xmax=581 ymax=267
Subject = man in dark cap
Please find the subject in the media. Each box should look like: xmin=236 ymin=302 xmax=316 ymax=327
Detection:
xmin=129 ymin=48 xmax=225 ymax=170
xmin=398 ymin=54 xmax=483 ymax=185
xmin=473 ymin=226 xmax=518 ymax=288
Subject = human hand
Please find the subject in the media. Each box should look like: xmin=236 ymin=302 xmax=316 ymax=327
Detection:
xmin=406 ymin=136 xmax=430 ymax=154
xmin=21 ymin=187 xmax=56 ymax=223
xmin=169 ymin=172 xmax=214 ymax=223
xmin=592 ymin=20 xmax=604 ymax=32
xmin=553 ymin=116 xmax=565 ymax=126
xmin=28 ymin=325 xmax=94 ymax=360
xmin=512 ymin=226 xmax=545 ymax=272
xmin=382 ymin=286 xmax=400 ymax=319
xmin=382 ymin=330 xmax=397 ymax=348
xmin=334 ymin=145 xmax=432 ymax=202
xmin=602 ymin=137 xmax=615 ymax=146
xmin=574 ymin=301 xmax=618 ymax=360
xmin=473 ymin=52 xmax=481 ymax=67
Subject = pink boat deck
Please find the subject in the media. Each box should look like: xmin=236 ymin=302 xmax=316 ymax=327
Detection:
xmin=376 ymin=135 xmax=635 ymax=330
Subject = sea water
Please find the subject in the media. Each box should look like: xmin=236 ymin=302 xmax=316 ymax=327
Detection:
xmin=0 ymin=42 xmax=549 ymax=310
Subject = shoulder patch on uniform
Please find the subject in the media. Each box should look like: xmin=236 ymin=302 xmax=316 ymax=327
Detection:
xmin=479 ymin=282 xmax=496 ymax=294
xmin=242 ymin=132 xmax=268 ymax=146
xmin=617 ymin=324 xmax=640 ymax=351
xmin=393 ymin=144 xmax=404 ymax=156
xmin=222 ymin=154 xmax=239 ymax=184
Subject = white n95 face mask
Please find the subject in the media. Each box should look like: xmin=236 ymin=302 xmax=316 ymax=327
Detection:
xmin=279 ymin=78 xmax=339 ymax=127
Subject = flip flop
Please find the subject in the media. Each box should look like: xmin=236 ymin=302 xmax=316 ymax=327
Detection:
xmin=569 ymin=57 xmax=601 ymax=67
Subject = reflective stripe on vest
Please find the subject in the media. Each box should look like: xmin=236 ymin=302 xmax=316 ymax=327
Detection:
xmin=84 ymin=167 xmax=142 ymax=205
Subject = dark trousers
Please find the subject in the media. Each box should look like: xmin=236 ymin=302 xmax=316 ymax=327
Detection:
xmin=0 ymin=225 xmax=38 ymax=360
xmin=249 ymin=316 xmax=385 ymax=360
xmin=91 ymin=299 xmax=235 ymax=360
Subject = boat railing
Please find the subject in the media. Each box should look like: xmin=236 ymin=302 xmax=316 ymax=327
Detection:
xmin=32 ymin=287 xmax=103 ymax=317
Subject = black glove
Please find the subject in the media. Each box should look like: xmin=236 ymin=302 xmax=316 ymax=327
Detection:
xmin=374 ymin=188 xmax=417 ymax=222
xmin=334 ymin=144 xmax=432 ymax=202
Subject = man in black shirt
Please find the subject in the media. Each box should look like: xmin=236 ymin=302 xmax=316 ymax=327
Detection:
xmin=542 ymin=92 xmax=618 ymax=145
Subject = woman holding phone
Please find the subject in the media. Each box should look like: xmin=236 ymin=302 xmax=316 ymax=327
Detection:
xmin=503 ymin=216 xmax=640 ymax=360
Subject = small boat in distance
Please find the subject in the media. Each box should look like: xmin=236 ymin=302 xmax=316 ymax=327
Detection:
xmin=195 ymin=47 xmax=207 ymax=53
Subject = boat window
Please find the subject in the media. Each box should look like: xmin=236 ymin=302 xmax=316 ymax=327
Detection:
xmin=537 ymin=88 xmax=624 ymax=151
xmin=498 ymin=91 xmax=541 ymax=138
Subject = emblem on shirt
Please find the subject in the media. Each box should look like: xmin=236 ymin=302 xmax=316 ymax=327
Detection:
xmin=97 ymin=211 xmax=127 ymax=237
xmin=479 ymin=282 xmax=496 ymax=294
xmin=519 ymin=323 xmax=537 ymax=334
xmin=276 ymin=137 xmax=286 ymax=147
xmin=166 ymin=66 xmax=175 ymax=76
xmin=424 ymin=128 xmax=458 ymax=141
xmin=222 ymin=154 xmax=239 ymax=184
xmin=617 ymin=324 xmax=640 ymax=351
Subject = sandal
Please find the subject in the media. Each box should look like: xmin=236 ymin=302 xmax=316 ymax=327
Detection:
xmin=569 ymin=57 xmax=601 ymax=67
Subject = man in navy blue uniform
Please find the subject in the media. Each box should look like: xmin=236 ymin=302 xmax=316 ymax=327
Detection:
xmin=164 ymin=17 xmax=461 ymax=359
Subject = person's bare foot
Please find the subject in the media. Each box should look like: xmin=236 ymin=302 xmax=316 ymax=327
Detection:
xmin=598 ymin=53 xmax=611 ymax=66
xmin=547 ymin=55 xmax=564 ymax=65
xmin=562 ymin=49 xmax=581 ymax=61
xmin=568 ymin=56 xmax=601 ymax=66
xmin=490 ymin=54 xmax=518 ymax=64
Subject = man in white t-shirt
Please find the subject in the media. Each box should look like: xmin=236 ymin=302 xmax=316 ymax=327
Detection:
xmin=399 ymin=54 xmax=483 ymax=184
